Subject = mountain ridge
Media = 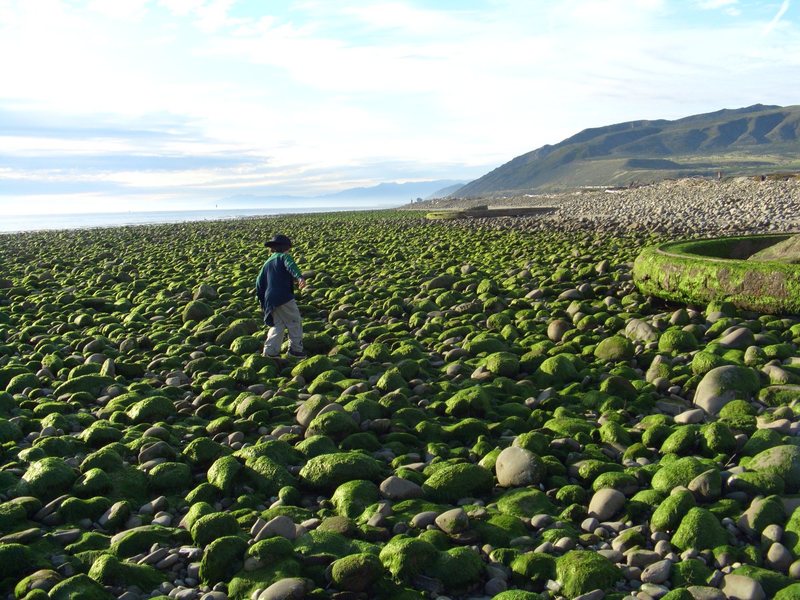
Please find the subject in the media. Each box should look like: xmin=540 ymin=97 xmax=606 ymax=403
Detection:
xmin=455 ymin=104 xmax=800 ymax=197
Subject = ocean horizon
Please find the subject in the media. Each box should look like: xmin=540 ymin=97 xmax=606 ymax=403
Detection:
xmin=0 ymin=202 xmax=404 ymax=234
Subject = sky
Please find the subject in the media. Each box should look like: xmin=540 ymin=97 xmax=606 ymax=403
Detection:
xmin=0 ymin=0 xmax=798 ymax=215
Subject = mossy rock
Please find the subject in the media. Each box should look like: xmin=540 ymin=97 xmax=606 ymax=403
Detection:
xmin=424 ymin=546 xmax=483 ymax=590
xmin=483 ymin=352 xmax=521 ymax=377
xmin=651 ymin=457 xmax=710 ymax=493
xmin=444 ymin=385 xmax=491 ymax=417
xmin=245 ymin=456 xmax=295 ymax=496
xmin=331 ymin=480 xmax=380 ymax=519
xmin=247 ymin=537 xmax=295 ymax=563
xmin=510 ymin=552 xmax=556 ymax=584
xmin=496 ymin=488 xmax=556 ymax=518
xmin=21 ymin=457 xmax=77 ymax=500
xmin=49 ymin=574 xmax=115 ymax=600
xmin=651 ymin=490 xmax=695 ymax=532
xmin=0 ymin=543 xmax=44 ymax=580
xmin=330 ymin=552 xmax=385 ymax=592
xmin=291 ymin=355 xmax=334 ymax=381
xmin=52 ymin=375 xmax=114 ymax=398
xmin=671 ymin=507 xmax=729 ymax=551
xmin=379 ymin=536 xmax=438 ymax=581
xmin=594 ymin=336 xmax=634 ymax=362
xmin=748 ymin=445 xmax=800 ymax=493
xmin=199 ymin=535 xmax=248 ymax=584
xmin=671 ymin=559 xmax=712 ymax=587
xmin=110 ymin=525 xmax=189 ymax=557
xmin=184 ymin=437 xmax=229 ymax=466
xmin=207 ymin=455 xmax=243 ymax=494
xmin=191 ymin=512 xmax=242 ymax=547
xmin=556 ymin=550 xmax=622 ymax=599
xmin=534 ymin=354 xmax=581 ymax=386
xmin=658 ymin=328 xmax=698 ymax=353
xmin=88 ymin=553 xmax=164 ymax=591
xmin=299 ymin=452 xmax=382 ymax=490
xmin=306 ymin=410 xmax=358 ymax=440
xmin=422 ymin=463 xmax=493 ymax=503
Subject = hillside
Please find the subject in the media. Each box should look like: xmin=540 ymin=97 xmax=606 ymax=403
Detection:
xmin=456 ymin=104 xmax=800 ymax=197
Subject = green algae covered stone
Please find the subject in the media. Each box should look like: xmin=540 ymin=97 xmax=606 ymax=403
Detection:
xmin=775 ymin=583 xmax=800 ymax=600
xmin=534 ymin=354 xmax=581 ymax=387
xmin=658 ymin=328 xmax=698 ymax=353
xmin=88 ymin=553 xmax=164 ymax=591
xmin=191 ymin=512 xmax=241 ymax=547
xmin=21 ymin=457 xmax=76 ymax=500
xmin=110 ymin=525 xmax=189 ymax=558
xmin=671 ymin=508 xmax=728 ymax=551
xmin=445 ymin=386 xmax=491 ymax=417
xmin=330 ymin=552 xmax=385 ymax=592
xmin=49 ymin=574 xmax=114 ymax=600
xmin=422 ymin=463 xmax=493 ymax=503
xmin=291 ymin=355 xmax=334 ymax=380
xmin=127 ymin=396 xmax=176 ymax=423
xmin=148 ymin=461 xmax=192 ymax=493
xmin=379 ymin=536 xmax=437 ymax=580
xmin=207 ymin=455 xmax=243 ymax=494
xmin=510 ymin=552 xmax=556 ymax=584
xmin=484 ymin=352 xmax=521 ymax=377
xmin=748 ymin=445 xmax=800 ymax=493
xmin=651 ymin=490 xmax=695 ymax=532
xmin=492 ymin=592 xmax=544 ymax=600
xmin=247 ymin=537 xmax=294 ymax=563
xmin=556 ymin=550 xmax=622 ymax=599
xmin=425 ymin=547 xmax=483 ymax=589
xmin=331 ymin=480 xmax=380 ymax=519
xmin=651 ymin=457 xmax=710 ymax=493
xmin=299 ymin=452 xmax=382 ymax=490
xmin=671 ymin=558 xmax=712 ymax=587
xmin=594 ymin=336 xmax=634 ymax=362
xmin=0 ymin=543 xmax=44 ymax=581
xmin=199 ymin=535 xmax=248 ymax=584
xmin=496 ymin=488 xmax=556 ymax=517
xmin=53 ymin=375 xmax=114 ymax=398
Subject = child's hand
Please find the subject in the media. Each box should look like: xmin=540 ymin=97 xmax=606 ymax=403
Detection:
xmin=298 ymin=277 xmax=307 ymax=289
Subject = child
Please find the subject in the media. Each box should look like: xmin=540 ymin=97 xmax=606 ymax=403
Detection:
xmin=255 ymin=233 xmax=307 ymax=357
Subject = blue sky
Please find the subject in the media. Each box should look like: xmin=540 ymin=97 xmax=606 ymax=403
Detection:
xmin=0 ymin=0 xmax=798 ymax=214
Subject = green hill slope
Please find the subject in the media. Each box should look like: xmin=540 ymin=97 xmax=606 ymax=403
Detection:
xmin=456 ymin=104 xmax=800 ymax=196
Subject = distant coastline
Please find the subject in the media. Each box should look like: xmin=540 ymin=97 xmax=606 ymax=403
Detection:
xmin=0 ymin=203 xmax=403 ymax=234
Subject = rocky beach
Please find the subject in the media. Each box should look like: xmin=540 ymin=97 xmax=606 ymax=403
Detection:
xmin=416 ymin=177 xmax=800 ymax=236
xmin=1 ymin=178 xmax=800 ymax=600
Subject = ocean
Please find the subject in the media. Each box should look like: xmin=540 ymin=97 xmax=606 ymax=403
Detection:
xmin=0 ymin=203 xmax=401 ymax=234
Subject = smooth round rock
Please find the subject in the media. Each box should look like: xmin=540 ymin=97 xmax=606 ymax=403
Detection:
xmin=435 ymin=508 xmax=469 ymax=534
xmin=640 ymin=559 xmax=671 ymax=584
xmin=379 ymin=476 xmax=423 ymax=500
xmin=588 ymin=488 xmax=626 ymax=521
xmin=495 ymin=446 xmax=543 ymax=487
xmin=721 ymin=574 xmax=765 ymax=600
xmin=258 ymin=578 xmax=309 ymax=600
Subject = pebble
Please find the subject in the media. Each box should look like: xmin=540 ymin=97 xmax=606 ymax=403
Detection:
xmin=411 ymin=511 xmax=438 ymax=529
xmin=435 ymin=508 xmax=469 ymax=534
xmin=380 ymin=476 xmax=423 ymax=500
xmin=495 ymin=446 xmax=542 ymax=487
xmin=640 ymin=559 xmax=671 ymax=584
xmin=721 ymin=573 xmax=766 ymax=600
xmin=674 ymin=408 xmax=704 ymax=424
xmin=588 ymin=488 xmax=626 ymax=521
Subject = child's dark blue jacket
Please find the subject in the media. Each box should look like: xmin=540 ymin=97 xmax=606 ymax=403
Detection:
xmin=255 ymin=252 xmax=303 ymax=326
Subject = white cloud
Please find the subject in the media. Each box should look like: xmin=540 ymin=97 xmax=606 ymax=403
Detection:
xmin=764 ymin=0 xmax=791 ymax=33
xmin=0 ymin=0 xmax=799 ymax=214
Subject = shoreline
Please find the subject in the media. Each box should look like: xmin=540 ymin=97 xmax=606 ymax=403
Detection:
xmin=0 ymin=205 xmax=403 ymax=236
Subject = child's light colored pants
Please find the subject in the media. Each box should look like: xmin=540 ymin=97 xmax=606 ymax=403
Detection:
xmin=263 ymin=299 xmax=303 ymax=356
